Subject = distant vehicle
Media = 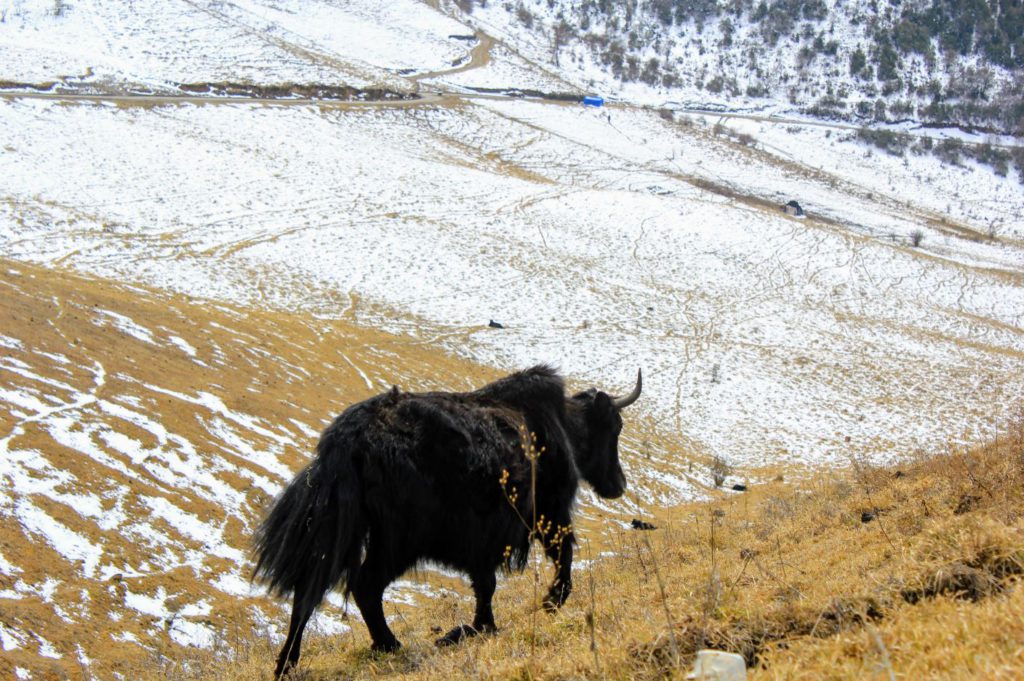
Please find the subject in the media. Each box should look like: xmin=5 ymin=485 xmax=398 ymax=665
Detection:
xmin=582 ymin=95 xmax=605 ymax=107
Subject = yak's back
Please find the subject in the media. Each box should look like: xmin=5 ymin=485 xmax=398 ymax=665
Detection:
xmin=322 ymin=366 xmax=568 ymax=465
xmin=472 ymin=365 xmax=565 ymax=418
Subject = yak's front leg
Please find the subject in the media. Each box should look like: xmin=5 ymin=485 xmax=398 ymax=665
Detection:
xmin=436 ymin=570 xmax=497 ymax=646
xmin=541 ymin=521 xmax=574 ymax=611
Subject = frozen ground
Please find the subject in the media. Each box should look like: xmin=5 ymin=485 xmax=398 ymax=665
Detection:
xmin=0 ymin=0 xmax=470 ymax=91
xmin=2 ymin=93 xmax=1022 ymax=470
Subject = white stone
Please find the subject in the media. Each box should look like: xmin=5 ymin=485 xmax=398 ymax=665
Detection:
xmin=686 ymin=649 xmax=747 ymax=681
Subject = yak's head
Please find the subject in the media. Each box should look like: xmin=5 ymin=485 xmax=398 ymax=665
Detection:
xmin=568 ymin=369 xmax=642 ymax=499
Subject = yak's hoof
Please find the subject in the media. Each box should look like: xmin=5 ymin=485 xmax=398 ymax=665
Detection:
xmin=436 ymin=624 xmax=476 ymax=647
xmin=436 ymin=623 xmax=494 ymax=647
xmin=370 ymin=638 xmax=401 ymax=654
xmin=273 ymin=660 xmax=294 ymax=680
xmin=543 ymin=586 xmax=571 ymax=612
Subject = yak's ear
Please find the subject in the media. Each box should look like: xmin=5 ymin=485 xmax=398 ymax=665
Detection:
xmin=572 ymin=387 xmax=598 ymax=401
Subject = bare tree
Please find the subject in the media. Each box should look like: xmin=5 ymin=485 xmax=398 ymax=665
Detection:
xmin=552 ymin=18 xmax=574 ymax=66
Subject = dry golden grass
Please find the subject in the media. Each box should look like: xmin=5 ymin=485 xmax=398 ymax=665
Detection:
xmin=0 ymin=259 xmax=503 ymax=679
xmin=9 ymin=261 xmax=1018 ymax=680
xmin=151 ymin=414 xmax=1024 ymax=680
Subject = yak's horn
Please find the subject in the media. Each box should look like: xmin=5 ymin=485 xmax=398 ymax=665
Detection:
xmin=612 ymin=369 xmax=642 ymax=409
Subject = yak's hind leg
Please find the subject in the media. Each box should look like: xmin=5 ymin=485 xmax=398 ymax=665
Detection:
xmin=275 ymin=581 xmax=322 ymax=679
xmin=542 ymin=520 xmax=574 ymax=611
xmin=352 ymin=550 xmax=402 ymax=653
xmin=436 ymin=570 xmax=497 ymax=646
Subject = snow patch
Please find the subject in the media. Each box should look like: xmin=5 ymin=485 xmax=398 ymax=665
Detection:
xmin=94 ymin=309 xmax=157 ymax=345
xmin=167 ymin=335 xmax=197 ymax=357
xmin=15 ymin=498 xmax=103 ymax=578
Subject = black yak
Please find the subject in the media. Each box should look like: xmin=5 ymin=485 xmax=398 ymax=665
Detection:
xmin=253 ymin=365 xmax=641 ymax=678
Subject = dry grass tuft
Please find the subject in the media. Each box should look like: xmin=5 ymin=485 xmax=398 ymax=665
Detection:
xmin=152 ymin=415 xmax=1024 ymax=680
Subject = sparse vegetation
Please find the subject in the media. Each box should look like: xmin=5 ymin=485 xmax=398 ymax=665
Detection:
xmin=934 ymin=138 xmax=964 ymax=166
xmin=709 ymin=454 xmax=732 ymax=488
xmin=969 ymin=142 xmax=1012 ymax=177
xmin=855 ymin=127 xmax=1024 ymax=183
xmin=1013 ymin=147 xmax=1024 ymax=184
xmin=149 ymin=417 xmax=1024 ymax=680
xmin=488 ymin=0 xmax=1024 ymax=136
xmin=856 ymin=127 xmax=912 ymax=156
xmin=713 ymin=122 xmax=757 ymax=148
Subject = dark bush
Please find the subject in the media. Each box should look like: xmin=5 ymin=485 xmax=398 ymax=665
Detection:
xmin=850 ymin=48 xmax=867 ymax=76
xmin=515 ymin=4 xmax=533 ymax=29
xmin=935 ymin=138 xmax=964 ymax=165
xmin=967 ymin=143 xmax=1012 ymax=177
xmin=1012 ymin=148 xmax=1024 ymax=185
xmin=873 ymin=40 xmax=901 ymax=82
xmin=857 ymin=127 xmax=912 ymax=156
xmin=893 ymin=18 xmax=932 ymax=54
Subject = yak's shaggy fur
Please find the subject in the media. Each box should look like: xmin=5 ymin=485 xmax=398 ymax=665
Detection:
xmin=253 ymin=365 xmax=638 ymax=678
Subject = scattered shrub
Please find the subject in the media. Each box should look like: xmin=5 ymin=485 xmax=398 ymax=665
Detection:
xmin=709 ymin=455 xmax=731 ymax=488
xmin=857 ymin=127 xmax=912 ymax=156
xmin=935 ymin=138 xmax=964 ymax=165
xmin=515 ymin=4 xmax=533 ymax=29
xmin=967 ymin=142 xmax=1011 ymax=177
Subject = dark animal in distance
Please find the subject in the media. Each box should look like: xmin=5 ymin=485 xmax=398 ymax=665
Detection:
xmin=253 ymin=365 xmax=642 ymax=678
xmin=781 ymin=199 xmax=805 ymax=217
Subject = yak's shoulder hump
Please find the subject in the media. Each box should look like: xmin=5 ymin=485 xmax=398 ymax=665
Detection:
xmin=472 ymin=365 xmax=565 ymax=412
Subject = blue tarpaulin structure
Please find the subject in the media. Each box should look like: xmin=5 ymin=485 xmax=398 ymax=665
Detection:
xmin=582 ymin=95 xmax=604 ymax=107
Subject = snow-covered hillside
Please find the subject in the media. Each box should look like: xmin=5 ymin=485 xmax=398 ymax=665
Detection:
xmin=459 ymin=0 xmax=1024 ymax=136
xmin=0 ymin=0 xmax=473 ymax=90
xmin=3 ymin=73 xmax=1021 ymax=469
xmin=1 ymin=0 xmax=1023 ymax=677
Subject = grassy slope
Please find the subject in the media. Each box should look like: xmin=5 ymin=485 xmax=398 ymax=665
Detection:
xmin=162 ymin=418 xmax=1023 ymax=679
xmin=4 ymin=263 xmax=1019 ymax=679
xmin=0 ymin=259 xmax=504 ymax=678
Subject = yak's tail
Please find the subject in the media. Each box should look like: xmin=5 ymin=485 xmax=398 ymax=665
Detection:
xmin=252 ymin=427 xmax=364 ymax=607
